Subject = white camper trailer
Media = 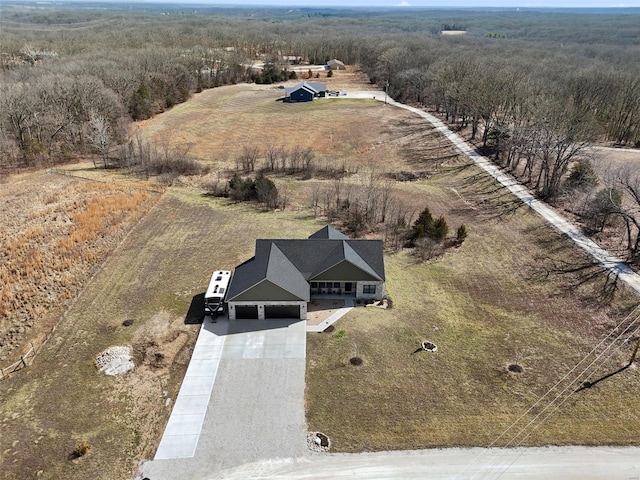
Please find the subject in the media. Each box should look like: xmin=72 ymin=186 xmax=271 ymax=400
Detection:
xmin=204 ymin=270 xmax=231 ymax=316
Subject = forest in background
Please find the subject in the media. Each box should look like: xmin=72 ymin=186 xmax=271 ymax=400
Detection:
xmin=1 ymin=2 xmax=640 ymax=262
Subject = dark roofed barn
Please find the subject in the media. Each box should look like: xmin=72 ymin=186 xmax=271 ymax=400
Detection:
xmin=226 ymin=226 xmax=385 ymax=320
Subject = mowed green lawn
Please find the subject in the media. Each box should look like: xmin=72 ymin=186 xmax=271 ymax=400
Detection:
xmin=306 ymin=162 xmax=640 ymax=452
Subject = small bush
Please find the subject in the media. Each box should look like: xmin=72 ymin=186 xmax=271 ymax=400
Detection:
xmin=456 ymin=224 xmax=468 ymax=245
xmin=565 ymin=158 xmax=598 ymax=191
xmin=72 ymin=440 xmax=90 ymax=458
xmin=384 ymin=295 xmax=394 ymax=309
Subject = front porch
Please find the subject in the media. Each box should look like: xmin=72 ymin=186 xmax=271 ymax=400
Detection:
xmin=310 ymin=280 xmax=384 ymax=300
xmin=310 ymin=281 xmax=355 ymax=296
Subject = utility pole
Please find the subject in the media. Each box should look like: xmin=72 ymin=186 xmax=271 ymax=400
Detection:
xmin=384 ymin=80 xmax=389 ymax=105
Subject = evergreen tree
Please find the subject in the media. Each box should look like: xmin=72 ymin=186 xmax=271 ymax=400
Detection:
xmin=429 ymin=216 xmax=448 ymax=242
xmin=410 ymin=207 xmax=434 ymax=241
xmin=456 ymin=224 xmax=468 ymax=245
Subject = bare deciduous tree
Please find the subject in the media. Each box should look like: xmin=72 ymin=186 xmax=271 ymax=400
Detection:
xmin=236 ymin=145 xmax=260 ymax=172
xmin=88 ymin=114 xmax=112 ymax=168
xmin=608 ymin=166 xmax=640 ymax=263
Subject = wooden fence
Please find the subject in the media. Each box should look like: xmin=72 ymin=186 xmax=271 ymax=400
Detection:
xmin=0 ymin=342 xmax=36 ymax=380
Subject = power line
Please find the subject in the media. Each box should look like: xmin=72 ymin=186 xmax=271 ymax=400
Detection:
xmin=481 ymin=309 xmax=640 ymax=479
xmin=458 ymin=304 xmax=640 ymax=480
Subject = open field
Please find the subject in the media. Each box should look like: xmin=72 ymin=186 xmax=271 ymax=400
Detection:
xmin=135 ymin=69 xmax=460 ymax=176
xmin=0 ymin=182 xmax=325 ymax=480
xmin=0 ymin=172 xmax=159 ymax=365
xmin=136 ymin=86 xmax=391 ymax=171
xmin=1 ymin=78 xmax=639 ymax=480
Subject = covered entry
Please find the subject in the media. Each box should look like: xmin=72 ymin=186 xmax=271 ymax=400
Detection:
xmin=265 ymin=304 xmax=300 ymax=319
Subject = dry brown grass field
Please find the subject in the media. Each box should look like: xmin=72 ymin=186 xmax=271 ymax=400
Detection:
xmin=1 ymin=72 xmax=639 ymax=480
xmin=0 ymin=173 xmax=158 ymax=364
xmin=137 ymin=69 xmax=438 ymax=175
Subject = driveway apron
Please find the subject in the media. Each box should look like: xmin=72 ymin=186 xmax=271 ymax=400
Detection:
xmin=143 ymin=317 xmax=307 ymax=479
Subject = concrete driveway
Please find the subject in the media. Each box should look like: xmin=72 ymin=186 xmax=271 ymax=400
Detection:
xmin=142 ymin=317 xmax=307 ymax=479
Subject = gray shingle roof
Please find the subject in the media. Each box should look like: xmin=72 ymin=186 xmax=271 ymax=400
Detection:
xmin=308 ymin=225 xmax=349 ymax=240
xmin=284 ymin=81 xmax=327 ymax=95
xmin=284 ymin=83 xmax=316 ymax=95
xmin=305 ymin=81 xmax=327 ymax=93
xmin=227 ymin=226 xmax=385 ymax=302
xmin=265 ymin=243 xmax=309 ymax=300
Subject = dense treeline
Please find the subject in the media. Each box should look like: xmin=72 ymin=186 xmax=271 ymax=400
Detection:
xmin=350 ymin=18 xmax=640 ymax=261
xmin=1 ymin=2 xmax=639 ymax=260
xmin=1 ymin=4 xmax=638 ymax=170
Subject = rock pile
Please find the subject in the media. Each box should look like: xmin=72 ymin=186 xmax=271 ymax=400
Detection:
xmin=95 ymin=346 xmax=134 ymax=375
xmin=307 ymin=432 xmax=331 ymax=452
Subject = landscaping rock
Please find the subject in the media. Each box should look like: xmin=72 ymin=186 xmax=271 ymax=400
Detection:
xmin=95 ymin=346 xmax=134 ymax=376
xmin=307 ymin=432 xmax=331 ymax=452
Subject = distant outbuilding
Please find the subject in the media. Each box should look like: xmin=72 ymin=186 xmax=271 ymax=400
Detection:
xmin=327 ymin=59 xmax=346 ymax=70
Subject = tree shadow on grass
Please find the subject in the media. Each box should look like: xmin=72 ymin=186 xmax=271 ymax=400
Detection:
xmin=184 ymin=292 xmax=205 ymax=325
xmin=456 ymin=170 xmax=528 ymax=219
xmin=526 ymin=255 xmax=620 ymax=305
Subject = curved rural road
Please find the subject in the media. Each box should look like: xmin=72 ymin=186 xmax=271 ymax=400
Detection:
xmin=342 ymin=91 xmax=640 ymax=296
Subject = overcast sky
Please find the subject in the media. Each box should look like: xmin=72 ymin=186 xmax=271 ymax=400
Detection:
xmin=146 ymin=0 xmax=640 ymax=7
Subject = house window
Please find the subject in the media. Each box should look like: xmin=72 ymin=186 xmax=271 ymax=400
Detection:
xmin=333 ymin=282 xmax=340 ymax=288
xmin=319 ymin=282 xmax=326 ymax=288
xmin=362 ymin=285 xmax=376 ymax=294
xmin=311 ymin=282 xmax=318 ymax=288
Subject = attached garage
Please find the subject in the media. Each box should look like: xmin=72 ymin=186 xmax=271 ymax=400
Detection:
xmin=225 ymin=225 xmax=384 ymax=322
xmin=234 ymin=305 xmax=259 ymax=319
xmin=265 ymin=305 xmax=300 ymax=319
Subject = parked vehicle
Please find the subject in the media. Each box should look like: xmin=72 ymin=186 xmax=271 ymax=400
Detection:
xmin=204 ymin=270 xmax=231 ymax=316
